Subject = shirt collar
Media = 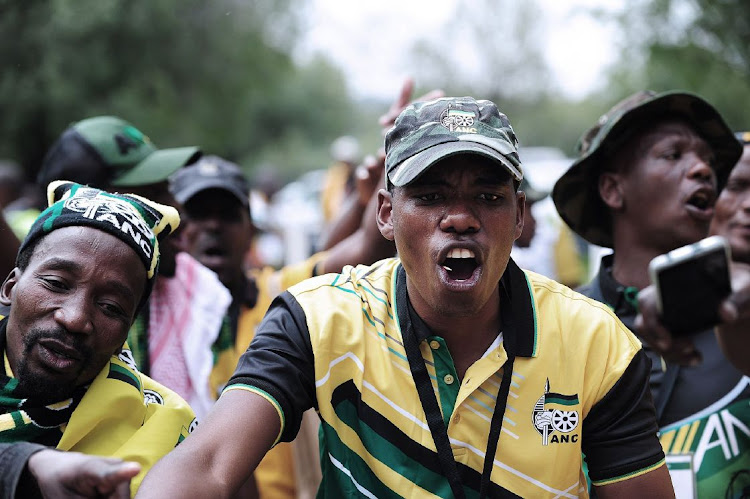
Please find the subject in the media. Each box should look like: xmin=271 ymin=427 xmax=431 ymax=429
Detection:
xmin=396 ymin=258 xmax=537 ymax=358
xmin=595 ymin=253 xmax=639 ymax=318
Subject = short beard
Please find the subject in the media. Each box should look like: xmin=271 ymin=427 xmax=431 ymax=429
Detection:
xmin=14 ymin=327 xmax=93 ymax=403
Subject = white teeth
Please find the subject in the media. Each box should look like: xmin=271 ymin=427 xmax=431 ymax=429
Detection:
xmin=446 ymin=248 xmax=475 ymax=259
xmin=443 ymin=266 xmax=453 ymax=272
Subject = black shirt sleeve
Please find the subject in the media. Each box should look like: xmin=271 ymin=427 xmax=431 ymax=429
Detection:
xmin=0 ymin=442 xmax=47 ymax=499
xmin=227 ymin=291 xmax=317 ymax=443
xmin=583 ymin=349 xmax=666 ymax=483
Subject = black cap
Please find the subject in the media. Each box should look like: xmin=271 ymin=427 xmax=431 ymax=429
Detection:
xmin=169 ymin=155 xmax=250 ymax=208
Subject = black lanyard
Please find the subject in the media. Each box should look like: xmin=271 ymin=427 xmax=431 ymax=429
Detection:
xmin=398 ymin=271 xmax=516 ymax=498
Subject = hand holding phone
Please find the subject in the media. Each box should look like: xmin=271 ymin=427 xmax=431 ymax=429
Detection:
xmin=648 ymin=235 xmax=732 ymax=335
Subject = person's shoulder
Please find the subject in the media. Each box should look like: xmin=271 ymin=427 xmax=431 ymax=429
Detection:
xmin=526 ymin=270 xmax=608 ymax=312
xmin=526 ymin=270 xmax=641 ymax=349
xmin=288 ymin=257 xmax=399 ymax=298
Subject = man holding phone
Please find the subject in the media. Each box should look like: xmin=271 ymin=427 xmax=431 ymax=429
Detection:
xmin=553 ymin=91 xmax=748 ymax=497
xmin=638 ymin=133 xmax=750 ymax=374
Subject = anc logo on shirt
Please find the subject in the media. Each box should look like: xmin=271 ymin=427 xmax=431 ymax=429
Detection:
xmin=533 ymin=378 xmax=580 ymax=445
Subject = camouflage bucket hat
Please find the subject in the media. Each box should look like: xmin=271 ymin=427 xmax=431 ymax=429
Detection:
xmin=552 ymin=90 xmax=743 ymax=248
xmin=385 ymin=96 xmax=523 ymax=188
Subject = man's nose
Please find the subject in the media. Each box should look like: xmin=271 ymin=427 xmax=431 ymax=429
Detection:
xmin=53 ymin=293 xmax=94 ymax=336
xmin=193 ymin=215 xmax=223 ymax=232
xmin=687 ymin=155 xmax=717 ymax=188
xmin=439 ymin=203 xmax=479 ymax=234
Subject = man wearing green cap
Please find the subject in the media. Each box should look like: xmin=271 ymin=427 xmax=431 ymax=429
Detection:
xmin=37 ymin=116 xmax=231 ymax=419
xmin=38 ymin=115 xmax=200 ymax=277
xmin=139 ymin=97 xmax=671 ymax=498
xmin=552 ymin=90 xmax=750 ymax=497
xmin=0 ymin=181 xmax=195 ymax=497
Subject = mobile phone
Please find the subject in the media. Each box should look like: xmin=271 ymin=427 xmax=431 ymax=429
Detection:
xmin=648 ymin=235 xmax=732 ymax=335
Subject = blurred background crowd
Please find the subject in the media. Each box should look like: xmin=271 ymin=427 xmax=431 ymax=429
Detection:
xmin=1 ymin=0 xmax=748 ymax=286
xmin=2 ymin=1 xmax=750 ymax=497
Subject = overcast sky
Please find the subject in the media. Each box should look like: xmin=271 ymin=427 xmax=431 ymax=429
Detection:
xmin=296 ymin=0 xmax=625 ymax=101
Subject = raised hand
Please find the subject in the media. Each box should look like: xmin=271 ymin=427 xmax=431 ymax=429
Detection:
xmin=378 ymin=77 xmax=444 ymax=130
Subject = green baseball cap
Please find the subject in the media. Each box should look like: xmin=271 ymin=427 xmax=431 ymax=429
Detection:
xmin=552 ymin=90 xmax=742 ymax=248
xmin=384 ymin=96 xmax=523 ymax=188
xmin=38 ymin=116 xmax=201 ymax=188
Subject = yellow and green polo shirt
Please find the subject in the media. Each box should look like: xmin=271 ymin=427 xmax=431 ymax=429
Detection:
xmin=226 ymin=258 xmax=665 ymax=498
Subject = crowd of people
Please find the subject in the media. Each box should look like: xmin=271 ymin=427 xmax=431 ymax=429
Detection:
xmin=1 ymin=79 xmax=750 ymax=498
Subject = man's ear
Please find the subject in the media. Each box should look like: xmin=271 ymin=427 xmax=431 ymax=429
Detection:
xmin=598 ymin=172 xmax=626 ymax=210
xmin=514 ymin=190 xmax=526 ymax=240
xmin=0 ymin=268 xmax=20 ymax=306
xmin=376 ymin=189 xmax=395 ymax=241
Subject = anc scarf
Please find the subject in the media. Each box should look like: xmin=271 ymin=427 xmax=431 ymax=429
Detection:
xmin=0 ymin=317 xmax=196 ymax=496
xmin=0 ymin=318 xmax=88 ymax=446
xmin=0 ymin=366 xmax=87 ymax=447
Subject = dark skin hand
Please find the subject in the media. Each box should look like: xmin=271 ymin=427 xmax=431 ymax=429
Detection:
xmin=318 ymin=153 xmax=386 ymax=251
xmin=27 ymin=449 xmax=140 ymax=499
xmin=377 ymin=77 xmax=444 ymax=129
xmin=635 ymin=285 xmax=702 ymax=366
xmin=320 ymin=77 xmax=444 ymax=251
xmin=715 ymin=262 xmax=750 ymax=375
xmin=635 ymin=261 xmax=750 ymax=368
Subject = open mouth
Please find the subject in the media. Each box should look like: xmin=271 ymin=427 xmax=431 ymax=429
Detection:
xmin=686 ymin=190 xmax=713 ymax=210
xmin=685 ymin=187 xmax=716 ymax=221
xmin=441 ymin=248 xmax=479 ymax=281
xmin=199 ymin=244 xmax=228 ymax=266
xmin=204 ymin=246 xmax=226 ymax=258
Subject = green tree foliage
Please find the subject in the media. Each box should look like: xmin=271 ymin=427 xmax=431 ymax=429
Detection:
xmin=599 ymin=0 xmax=750 ymax=130
xmin=0 ymin=0 xmax=356 ymax=180
xmin=407 ymin=0 xmax=608 ymax=156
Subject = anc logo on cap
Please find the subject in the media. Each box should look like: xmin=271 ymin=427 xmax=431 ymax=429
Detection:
xmin=62 ymin=187 xmax=156 ymax=259
xmin=441 ymin=109 xmax=476 ymax=132
xmin=197 ymin=159 xmax=221 ymax=176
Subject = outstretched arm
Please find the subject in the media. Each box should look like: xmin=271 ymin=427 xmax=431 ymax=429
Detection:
xmin=137 ymin=390 xmax=280 ymax=498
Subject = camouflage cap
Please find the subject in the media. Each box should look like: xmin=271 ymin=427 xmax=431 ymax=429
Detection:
xmin=552 ymin=90 xmax=742 ymax=248
xmin=384 ymin=96 xmax=523 ymax=188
